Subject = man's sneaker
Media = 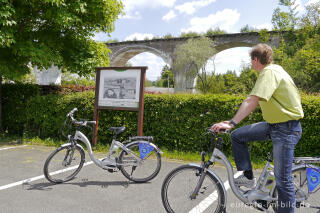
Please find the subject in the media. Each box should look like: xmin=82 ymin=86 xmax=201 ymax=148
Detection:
xmin=234 ymin=174 xmax=256 ymax=188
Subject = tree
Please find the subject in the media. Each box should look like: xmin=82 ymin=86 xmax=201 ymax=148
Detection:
xmin=272 ymin=7 xmax=292 ymax=30
xmin=284 ymin=35 xmax=320 ymax=92
xmin=272 ymin=0 xmax=299 ymax=30
xmin=0 ymin=0 xmax=123 ymax=80
xmin=145 ymin=79 xmax=153 ymax=87
xmin=222 ymin=70 xmax=246 ymax=94
xmin=272 ymin=0 xmax=320 ymax=92
xmin=0 ymin=0 xmax=123 ymax=133
xmin=239 ymin=66 xmax=258 ymax=93
xmin=196 ymin=73 xmax=225 ymax=94
xmin=180 ymin=31 xmax=200 ymax=38
xmin=205 ymin=27 xmax=226 ymax=36
xmin=163 ymin=33 xmax=174 ymax=39
xmin=240 ymin=24 xmax=258 ymax=33
xmin=160 ymin=65 xmax=174 ymax=88
xmin=107 ymin=39 xmax=119 ymax=43
xmin=299 ymin=1 xmax=320 ymax=28
xmin=173 ymin=36 xmax=217 ymax=93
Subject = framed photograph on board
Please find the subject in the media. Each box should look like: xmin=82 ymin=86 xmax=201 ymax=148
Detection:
xmin=93 ymin=67 xmax=147 ymax=144
xmin=95 ymin=67 xmax=147 ymax=110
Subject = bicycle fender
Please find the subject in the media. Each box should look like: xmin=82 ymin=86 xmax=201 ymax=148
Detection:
xmin=188 ymin=163 xmax=227 ymax=207
xmin=60 ymin=143 xmax=71 ymax=147
xmin=292 ymin=164 xmax=308 ymax=170
xmin=60 ymin=143 xmax=85 ymax=151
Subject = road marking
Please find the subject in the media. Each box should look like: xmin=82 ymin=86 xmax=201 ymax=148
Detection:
xmin=0 ymin=161 xmax=94 ymax=191
xmin=189 ymin=171 xmax=242 ymax=213
xmin=0 ymin=145 xmax=27 ymax=151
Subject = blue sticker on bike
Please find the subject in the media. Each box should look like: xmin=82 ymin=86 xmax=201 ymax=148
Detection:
xmin=139 ymin=143 xmax=154 ymax=160
xmin=307 ymin=167 xmax=320 ymax=193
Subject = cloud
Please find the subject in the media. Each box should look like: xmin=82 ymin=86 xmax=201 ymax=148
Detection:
xmin=181 ymin=9 xmax=240 ymax=33
xmin=175 ymin=0 xmax=216 ymax=15
xmin=128 ymin=53 xmax=167 ymax=81
xmin=121 ymin=0 xmax=176 ymax=19
xmin=162 ymin=10 xmax=177 ymax=21
xmin=124 ymin=33 xmax=154 ymax=41
xmin=122 ymin=0 xmax=176 ymax=10
xmin=121 ymin=11 xmax=142 ymax=20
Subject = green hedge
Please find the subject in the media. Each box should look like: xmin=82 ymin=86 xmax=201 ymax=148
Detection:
xmin=1 ymin=84 xmax=319 ymax=159
xmin=1 ymin=83 xmax=40 ymax=135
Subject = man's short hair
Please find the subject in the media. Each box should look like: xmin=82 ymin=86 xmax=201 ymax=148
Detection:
xmin=250 ymin=43 xmax=273 ymax=65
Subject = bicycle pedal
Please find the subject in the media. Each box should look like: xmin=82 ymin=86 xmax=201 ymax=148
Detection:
xmin=252 ymin=200 xmax=270 ymax=212
xmin=103 ymin=164 xmax=119 ymax=173
xmin=107 ymin=168 xmax=116 ymax=173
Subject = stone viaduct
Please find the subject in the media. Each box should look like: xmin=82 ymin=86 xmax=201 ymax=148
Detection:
xmin=106 ymin=31 xmax=283 ymax=92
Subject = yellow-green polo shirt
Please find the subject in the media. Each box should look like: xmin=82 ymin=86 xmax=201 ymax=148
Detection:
xmin=249 ymin=64 xmax=304 ymax=124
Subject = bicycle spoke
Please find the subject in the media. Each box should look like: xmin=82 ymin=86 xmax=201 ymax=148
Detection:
xmin=161 ymin=165 xmax=225 ymax=213
xmin=119 ymin=142 xmax=161 ymax=182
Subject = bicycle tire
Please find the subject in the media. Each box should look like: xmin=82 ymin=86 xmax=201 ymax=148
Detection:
xmin=118 ymin=141 xmax=161 ymax=183
xmin=272 ymin=165 xmax=320 ymax=212
xmin=44 ymin=144 xmax=85 ymax=184
xmin=161 ymin=165 xmax=226 ymax=213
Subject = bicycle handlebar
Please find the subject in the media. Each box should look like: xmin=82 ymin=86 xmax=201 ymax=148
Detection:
xmin=66 ymin=108 xmax=96 ymax=127
xmin=207 ymin=128 xmax=230 ymax=135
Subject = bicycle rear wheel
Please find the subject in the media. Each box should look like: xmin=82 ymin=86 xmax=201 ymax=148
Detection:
xmin=272 ymin=165 xmax=320 ymax=212
xmin=292 ymin=166 xmax=320 ymax=212
xmin=161 ymin=165 xmax=226 ymax=213
xmin=44 ymin=144 xmax=85 ymax=184
xmin=118 ymin=141 xmax=161 ymax=183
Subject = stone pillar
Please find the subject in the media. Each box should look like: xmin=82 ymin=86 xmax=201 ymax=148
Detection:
xmin=173 ymin=67 xmax=197 ymax=93
xmin=173 ymin=69 xmax=186 ymax=93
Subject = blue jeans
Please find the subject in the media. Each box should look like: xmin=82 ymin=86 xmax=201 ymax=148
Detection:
xmin=230 ymin=121 xmax=302 ymax=213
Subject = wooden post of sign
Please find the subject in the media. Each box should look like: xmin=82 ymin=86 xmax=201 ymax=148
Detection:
xmin=93 ymin=68 xmax=101 ymax=146
xmin=137 ymin=67 xmax=146 ymax=136
xmin=92 ymin=67 xmax=147 ymax=146
xmin=93 ymin=109 xmax=99 ymax=146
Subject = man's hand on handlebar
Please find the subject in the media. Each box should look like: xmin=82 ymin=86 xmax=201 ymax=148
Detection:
xmin=211 ymin=121 xmax=234 ymax=133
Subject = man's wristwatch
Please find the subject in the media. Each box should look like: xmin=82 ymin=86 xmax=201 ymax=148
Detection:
xmin=229 ymin=119 xmax=237 ymax=127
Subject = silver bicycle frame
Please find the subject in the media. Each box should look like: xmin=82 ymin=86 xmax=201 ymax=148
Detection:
xmin=73 ymin=130 xmax=159 ymax=169
xmin=210 ymin=148 xmax=252 ymax=204
xmin=74 ymin=130 xmax=104 ymax=168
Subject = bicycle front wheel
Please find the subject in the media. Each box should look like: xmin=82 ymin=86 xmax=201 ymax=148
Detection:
xmin=118 ymin=141 xmax=161 ymax=183
xmin=161 ymin=165 xmax=226 ymax=213
xmin=44 ymin=144 xmax=85 ymax=184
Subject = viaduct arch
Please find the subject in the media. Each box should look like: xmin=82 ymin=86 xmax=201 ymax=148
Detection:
xmin=107 ymin=31 xmax=283 ymax=92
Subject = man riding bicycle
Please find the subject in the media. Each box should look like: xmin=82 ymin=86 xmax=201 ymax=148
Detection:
xmin=211 ymin=43 xmax=303 ymax=213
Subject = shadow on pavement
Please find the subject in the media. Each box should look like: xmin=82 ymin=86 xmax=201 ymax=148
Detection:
xmin=24 ymin=179 xmax=149 ymax=191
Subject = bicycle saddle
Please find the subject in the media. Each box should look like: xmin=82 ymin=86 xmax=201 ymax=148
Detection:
xmin=108 ymin=126 xmax=126 ymax=134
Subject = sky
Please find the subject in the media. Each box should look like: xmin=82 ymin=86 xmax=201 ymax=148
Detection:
xmin=93 ymin=0 xmax=317 ymax=81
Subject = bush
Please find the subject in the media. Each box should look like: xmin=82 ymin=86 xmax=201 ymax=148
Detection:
xmin=1 ymin=83 xmax=40 ymax=135
xmin=1 ymin=85 xmax=319 ymax=159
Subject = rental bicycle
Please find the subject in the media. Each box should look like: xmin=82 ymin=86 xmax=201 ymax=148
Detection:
xmin=44 ymin=108 xmax=162 ymax=184
xmin=161 ymin=129 xmax=320 ymax=213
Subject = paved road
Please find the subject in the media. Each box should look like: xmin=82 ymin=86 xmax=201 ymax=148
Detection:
xmin=0 ymin=144 xmax=266 ymax=213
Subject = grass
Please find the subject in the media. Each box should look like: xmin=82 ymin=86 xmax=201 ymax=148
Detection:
xmin=0 ymin=135 xmax=267 ymax=169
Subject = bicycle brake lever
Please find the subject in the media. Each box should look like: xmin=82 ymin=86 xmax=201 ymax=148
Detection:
xmin=220 ymin=129 xmax=230 ymax=134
